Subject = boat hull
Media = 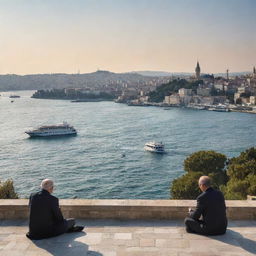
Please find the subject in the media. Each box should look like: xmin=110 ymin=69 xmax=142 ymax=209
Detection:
xmin=144 ymin=146 xmax=165 ymax=153
xmin=25 ymin=131 xmax=77 ymax=137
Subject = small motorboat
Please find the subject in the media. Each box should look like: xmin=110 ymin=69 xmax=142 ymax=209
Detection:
xmin=144 ymin=141 xmax=165 ymax=153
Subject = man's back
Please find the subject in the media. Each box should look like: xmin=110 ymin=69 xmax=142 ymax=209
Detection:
xmin=28 ymin=189 xmax=66 ymax=239
xmin=194 ymin=187 xmax=227 ymax=234
xmin=185 ymin=176 xmax=227 ymax=235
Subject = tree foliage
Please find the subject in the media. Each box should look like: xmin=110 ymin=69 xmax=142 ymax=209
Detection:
xmin=222 ymin=147 xmax=256 ymax=199
xmin=171 ymin=172 xmax=203 ymax=199
xmin=171 ymin=150 xmax=228 ymax=199
xmin=0 ymin=179 xmax=18 ymax=199
xmin=184 ymin=150 xmax=227 ymax=174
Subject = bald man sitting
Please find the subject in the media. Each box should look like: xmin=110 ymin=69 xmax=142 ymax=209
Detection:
xmin=26 ymin=179 xmax=84 ymax=240
xmin=184 ymin=176 xmax=227 ymax=235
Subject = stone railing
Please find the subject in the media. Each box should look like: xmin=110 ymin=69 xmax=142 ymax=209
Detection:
xmin=0 ymin=199 xmax=255 ymax=220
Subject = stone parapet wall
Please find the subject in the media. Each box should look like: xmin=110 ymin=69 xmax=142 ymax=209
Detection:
xmin=0 ymin=199 xmax=255 ymax=220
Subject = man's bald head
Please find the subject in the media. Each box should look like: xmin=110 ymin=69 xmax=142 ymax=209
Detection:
xmin=41 ymin=179 xmax=54 ymax=193
xmin=198 ymin=176 xmax=211 ymax=191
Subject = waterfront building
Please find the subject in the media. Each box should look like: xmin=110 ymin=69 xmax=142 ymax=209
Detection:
xmin=180 ymin=95 xmax=193 ymax=105
xmin=241 ymin=97 xmax=250 ymax=104
xmin=192 ymin=96 xmax=214 ymax=105
xmin=234 ymin=93 xmax=241 ymax=104
xmin=178 ymin=88 xmax=193 ymax=96
xmin=139 ymin=95 xmax=149 ymax=103
xmin=213 ymin=96 xmax=228 ymax=104
xmin=250 ymin=96 xmax=256 ymax=105
xmin=234 ymin=92 xmax=250 ymax=105
xmin=237 ymin=86 xmax=251 ymax=94
xmin=224 ymin=82 xmax=239 ymax=94
xmin=64 ymin=88 xmax=76 ymax=95
xmin=116 ymin=88 xmax=139 ymax=103
xmin=164 ymin=94 xmax=181 ymax=105
xmin=197 ymin=87 xmax=211 ymax=97
xmin=214 ymin=84 xmax=224 ymax=91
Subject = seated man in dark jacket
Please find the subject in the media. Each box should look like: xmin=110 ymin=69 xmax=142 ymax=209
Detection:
xmin=184 ymin=176 xmax=227 ymax=235
xmin=27 ymin=179 xmax=84 ymax=240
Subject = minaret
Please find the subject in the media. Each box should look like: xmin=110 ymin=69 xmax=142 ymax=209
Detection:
xmin=195 ymin=61 xmax=200 ymax=80
xmin=253 ymin=66 xmax=256 ymax=78
xmin=226 ymin=69 xmax=229 ymax=80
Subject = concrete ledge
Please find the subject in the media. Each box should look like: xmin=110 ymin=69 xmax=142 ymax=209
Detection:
xmin=0 ymin=199 xmax=255 ymax=220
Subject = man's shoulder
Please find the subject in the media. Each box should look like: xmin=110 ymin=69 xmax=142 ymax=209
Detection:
xmin=196 ymin=188 xmax=213 ymax=201
xmin=213 ymin=188 xmax=225 ymax=199
xmin=42 ymin=192 xmax=59 ymax=202
xmin=197 ymin=187 xmax=224 ymax=200
xmin=30 ymin=191 xmax=41 ymax=198
xmin=49 ymin=194 xmax=59 ymax=202
xmin=208 ymin=187 xmax=224 ymax=196
xmin=196 ymin=191 xmax=207 ymax=200
xmin=30 ymin=191 xmax=58 ymax=201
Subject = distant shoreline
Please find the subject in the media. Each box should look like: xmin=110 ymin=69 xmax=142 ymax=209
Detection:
xmin=31 ymin=89 xmax=116 ymax=102
xmin=124 ymin=102 xmax=256 ymax=114
xmin=31 ymin=95 xmax=256 ymax=114
xmin=31 ymin=96 xmax=114 ymax=102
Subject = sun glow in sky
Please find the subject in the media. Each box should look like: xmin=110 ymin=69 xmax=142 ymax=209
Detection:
xmin=0 ymin=0 xmax=255 ymax=74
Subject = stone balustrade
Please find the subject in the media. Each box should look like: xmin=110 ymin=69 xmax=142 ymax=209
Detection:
xmin=0 ymin=199 xmax=255 ymax=220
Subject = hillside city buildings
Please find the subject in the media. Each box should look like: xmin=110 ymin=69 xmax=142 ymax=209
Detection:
xmin=13 ymin=62 xmax=256 ymax=113
xmin=126 ymin=62 xmax=256 ymax=113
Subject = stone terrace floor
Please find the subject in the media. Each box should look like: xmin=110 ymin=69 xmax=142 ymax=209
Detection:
xmin=0 ymin=220 xmax=255 ymax=256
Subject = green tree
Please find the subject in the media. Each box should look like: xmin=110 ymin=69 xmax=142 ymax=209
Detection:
xmin=171 ymin=150 xmax=228 ymax=199
xmin=184 ymin=150 xmax=228 ymax=187
xmin=171 ymin=171 xmax=203 ymax=199
xmin=222 ymin=147 xmax=256 ymax=199
xmin=0 ymin=179 xmax=18 ymax=199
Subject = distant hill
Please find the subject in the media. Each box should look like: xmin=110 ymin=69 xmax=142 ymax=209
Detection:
xmin=132 ymin=70 xmax=252 ymax=77
xmin=131 ymin=71 xmax=192 ymax=77
xmin=0 ymin=70 xmax=158 ymax=91
xmin=0 ymin=70 xmax=252 ymax=91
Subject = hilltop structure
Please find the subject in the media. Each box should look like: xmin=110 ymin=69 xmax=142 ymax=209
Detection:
xmin=195 ymin=61 xmax=201 ymax=80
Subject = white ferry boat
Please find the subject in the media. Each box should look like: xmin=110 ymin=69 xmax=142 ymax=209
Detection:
xmin=187 ymin=104 xmax=207 ymax=110
xmin=208 ymin=105 xmax=229 ymax=112
xmin=9 ymin=95 xmax=20 ymax=98
xmin=144 ymin=142 xmax=165 ymax=153
xmin=25 ymin=122 xmax=77 ymax=137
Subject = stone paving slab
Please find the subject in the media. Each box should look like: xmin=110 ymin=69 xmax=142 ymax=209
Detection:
xmin=0 ymin=220 xmax=255 ymax=256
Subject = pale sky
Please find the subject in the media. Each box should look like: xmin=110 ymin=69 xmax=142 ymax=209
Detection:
xmin=0 ymin=0 xmax=255 ymax=74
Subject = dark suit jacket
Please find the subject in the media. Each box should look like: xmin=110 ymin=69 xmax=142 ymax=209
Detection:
xmin=28 ymin=189 xmax=68 ymax=239
xmin=190 ymin=187 xmax=227 ymax=235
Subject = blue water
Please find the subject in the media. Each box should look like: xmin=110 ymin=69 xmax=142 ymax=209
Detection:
xmin=0 ymin=90 xmax=255 ymax=199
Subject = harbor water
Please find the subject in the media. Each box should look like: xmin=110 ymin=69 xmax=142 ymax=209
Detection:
xmin=0 ymin=90 xmax=256 ymax=199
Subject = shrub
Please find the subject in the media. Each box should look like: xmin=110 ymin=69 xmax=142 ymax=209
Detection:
xmin=170 ymin=150 xmax=228 ymax=199
xmin=0 ymin=179 xmax=18 ymax=199
xmin=223 ymin=147 xmax=256 ymax=199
